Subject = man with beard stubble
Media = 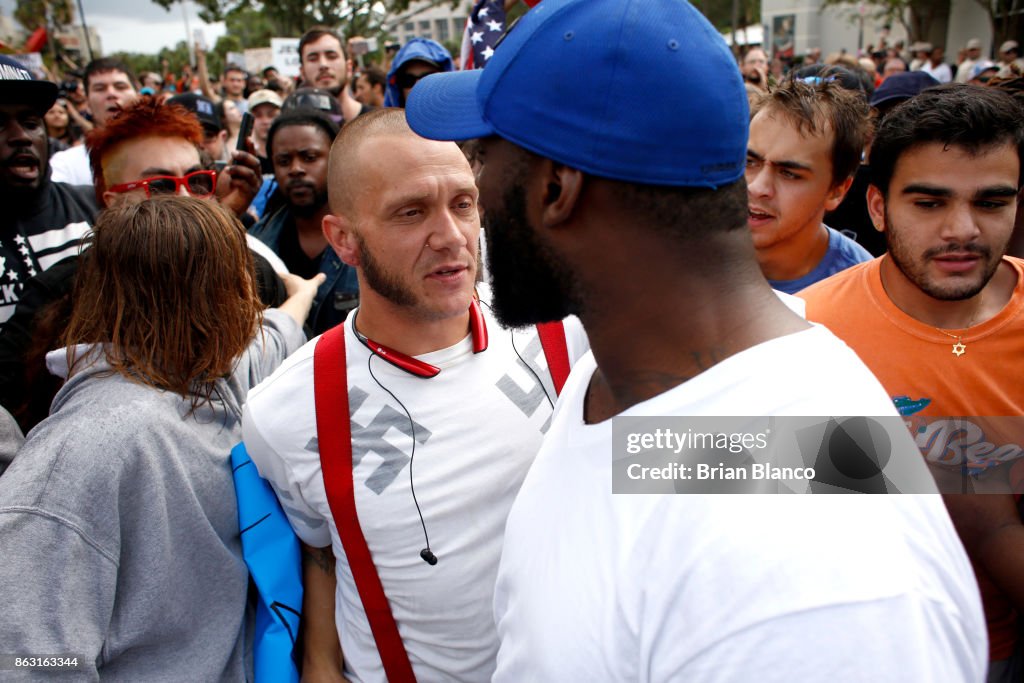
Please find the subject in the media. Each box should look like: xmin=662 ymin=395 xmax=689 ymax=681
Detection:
xmin=250 ymin=111 xmax=359 ymax=334
xmin=241 ymin=108 xmax=587 ymax=681
xmin=406 ymin=0 xmax=986 ymax=679
xmin=800 ymin=84 xmax=1024 ymax=682
xmin=298 ymin=26 xmax=369 ymax=126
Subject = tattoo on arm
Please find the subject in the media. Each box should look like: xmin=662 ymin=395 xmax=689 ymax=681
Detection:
xmin=303 ymin=546 xmax=336 ymax=574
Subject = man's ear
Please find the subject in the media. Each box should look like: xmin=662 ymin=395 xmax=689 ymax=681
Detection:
xmin=540 ymin=160 xmax=584 ymax=229
xmin=323 ymin=213 xmax=360 ymax=266
xmin=824 ymin=175 xmax=855 ymax=212
xmin=866 ymin=184 xmax=887 ymax=233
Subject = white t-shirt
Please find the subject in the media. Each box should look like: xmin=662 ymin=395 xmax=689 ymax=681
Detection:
xmin=49 ymin=144 xmax=92 ymax=186
xmin=493 ymin=324 xmax=987 ymax=682
xmin=243 ymin=295 xmax=587 ymax=683
xmin=920 ymin=61 xmax=953 ymax=83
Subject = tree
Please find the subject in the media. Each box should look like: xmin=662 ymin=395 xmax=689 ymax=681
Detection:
xmin=820 ymin=0 xmax=951 ymax=46
xmin=14 ymin=0 xmax=73 ymax=33
xmin=972 ymin=0 xmax=1021 ymax=50
xmin=149 ymin=0 xmax=423 ymax=40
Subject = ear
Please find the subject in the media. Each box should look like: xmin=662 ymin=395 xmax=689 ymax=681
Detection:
xmin=323 ymin=213 xmax=360 ymax=267
xmin=866 ymin=184 xmax=887 ymax=233
xmin=823 ymin=175 xmax=855 ymax=212
xmin=539 ymin=160 xmax=584 ymax=229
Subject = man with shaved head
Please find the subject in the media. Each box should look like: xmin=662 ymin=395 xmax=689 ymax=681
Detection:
xmin=242 ymin=108 xmax=587 ymax=680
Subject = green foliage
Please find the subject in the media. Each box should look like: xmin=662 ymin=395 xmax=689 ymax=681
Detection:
xmin=695 ymin=0 xmax=760 ymax=33
xmin=14 ymin=0 xmax=73 ymax=33
xmin=150 ymin=0 xmax=416 ymax=39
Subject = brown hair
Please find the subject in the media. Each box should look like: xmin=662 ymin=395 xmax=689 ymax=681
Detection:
xmin=752 ymin=76 xmax=872 ymax=186
xmin=299 ymin=26 xmax=346 ymax=63
xmin=63 ymin=196 xmax=263 ymax=409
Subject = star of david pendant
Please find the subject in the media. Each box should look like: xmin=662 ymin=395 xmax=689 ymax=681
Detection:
xmin=952 ymin=342 xmax=966 ymax=357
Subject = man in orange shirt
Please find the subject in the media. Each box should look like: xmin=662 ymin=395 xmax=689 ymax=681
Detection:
xmin=800 ymin=84 xmax=1024 ymax=682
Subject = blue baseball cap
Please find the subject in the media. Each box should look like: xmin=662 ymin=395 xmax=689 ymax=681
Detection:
xmin=405 ymin=0 xmax=748 ymax=188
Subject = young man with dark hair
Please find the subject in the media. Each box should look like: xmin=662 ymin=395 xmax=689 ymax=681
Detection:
xmin=250 ymin=111 xmax=358 ymax=334
xmin=800 ymin=83 xmax=1024 ymax=682
xmin=353 ymin=66 xmax=386 ymax=107
xmin=50 ymin=57 xmax=139 ymax=185
xmin=746 ymin=76 xmax=873 ymax=293
xmin=298 ymin=26 xmax=365 ymax=124
xmin=221 ymin=63 xmax=249 ymax=113
xmin=406 ymin=0 xmax=985 ymax=678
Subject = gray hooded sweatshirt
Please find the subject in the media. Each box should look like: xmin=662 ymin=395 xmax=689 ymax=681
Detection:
xmin=0 ymin=309 xmax=303 ymax=681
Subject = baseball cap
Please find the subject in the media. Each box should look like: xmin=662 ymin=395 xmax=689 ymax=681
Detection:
xmin=869 ymin=71 xmax=939 ymax=108
xmin=1001 ymin=40 xmax=1019 ymax=53
xmin=167 ymin=92 xmax=222 ymax=133
xmin=405 ymin=0 xmax=748 ymax=188
xmin=971 ymin=60 xmax=999 ymax=79
xmin=0 ymin=54 xmax=58 ymax=115
xmin=248 ymin=89 xmax=283 ymax=111
xmin=966 ymin=38 xmax=982 ymax=50
xmin=282 ymin=87 xmax=343 ymax=124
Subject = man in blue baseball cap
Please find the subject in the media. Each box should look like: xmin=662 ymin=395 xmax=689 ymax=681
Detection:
xmin=406 ymin=0 xmax=986 ymax=679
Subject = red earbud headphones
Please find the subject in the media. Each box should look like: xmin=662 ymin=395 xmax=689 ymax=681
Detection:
xmin=352 ymin=297 xmax=489 ymax=377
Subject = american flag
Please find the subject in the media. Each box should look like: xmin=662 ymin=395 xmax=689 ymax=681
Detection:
xmin=460 ymin=0 xmax=508 ymax=70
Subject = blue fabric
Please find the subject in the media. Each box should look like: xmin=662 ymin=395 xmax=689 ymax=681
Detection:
xmin=771 ymin=227 xmax=873 ymax=295
xmin=405 ymin=0 xmax=749 ymax=188
xmin=250 ymin=207 xmax=360 ymax=334
xmin=250 ymin=177 xmax=277 ymax=220
xmin=385 ymin=38 xmax=455 ymax=107
xmin=231 ymin=442 xmax=302 ymax=683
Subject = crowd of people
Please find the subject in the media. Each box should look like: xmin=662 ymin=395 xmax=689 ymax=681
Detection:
xmin=1 ymin=0 xmax=1023 ymax=680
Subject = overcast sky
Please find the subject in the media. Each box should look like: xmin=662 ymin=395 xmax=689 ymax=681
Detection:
xmin=1 ymin=0 xmax=227 ymax=55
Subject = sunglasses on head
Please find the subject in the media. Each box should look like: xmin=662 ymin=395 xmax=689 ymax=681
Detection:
xmin=107 ymin=170 xmax=218 ymax=199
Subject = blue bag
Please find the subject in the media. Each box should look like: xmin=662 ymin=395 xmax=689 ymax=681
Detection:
xmin=231 ymin=442 xmax=302 ymax=683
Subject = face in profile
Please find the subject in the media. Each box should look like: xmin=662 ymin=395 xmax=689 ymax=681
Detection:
xmin=474 ymin=137 xmax=577 ymax=327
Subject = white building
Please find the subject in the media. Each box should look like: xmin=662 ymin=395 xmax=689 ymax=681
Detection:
xmin=386 ymin=0 xmax=473 ymax=48
xmin=760 ymin=0 xmax=994 ymax=60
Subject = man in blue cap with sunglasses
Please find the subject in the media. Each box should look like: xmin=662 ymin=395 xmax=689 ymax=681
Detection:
xmin=405 ymin=0 xmax=986 ymax=679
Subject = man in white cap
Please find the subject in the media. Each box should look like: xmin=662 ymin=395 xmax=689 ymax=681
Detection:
xmin=248 ymin=88 xmax=283 ymax=170
xmin=998 ymin=40 xmax=1024 ymax=77
xmin=956 ymin=38 xmax=984 ymax=83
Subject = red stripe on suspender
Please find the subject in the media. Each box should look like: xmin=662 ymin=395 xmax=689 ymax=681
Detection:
xmin=536 ymin=321 xmax=570 ymax=396
xmin=313 ymin=326 xmax=417 ymax=683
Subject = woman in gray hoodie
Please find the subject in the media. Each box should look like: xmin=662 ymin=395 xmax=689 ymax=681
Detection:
xmin=0 ymin=196 xmax=322 ymax=681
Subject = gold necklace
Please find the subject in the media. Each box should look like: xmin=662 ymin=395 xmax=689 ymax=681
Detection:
xmin=934 ymin=328 xmax=969 ymax=357
xmin=934 ymin=298 xmax=983 ymax=358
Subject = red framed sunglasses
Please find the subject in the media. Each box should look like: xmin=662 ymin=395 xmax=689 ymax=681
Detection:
xmin=106 ymin=170 xmax=218 ymax=199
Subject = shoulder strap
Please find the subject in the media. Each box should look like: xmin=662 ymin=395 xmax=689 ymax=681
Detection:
xmin=313 ymin=325 xmax=417 ymax=683
xmin=536 ymin=321 xmax=570 ymax=396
